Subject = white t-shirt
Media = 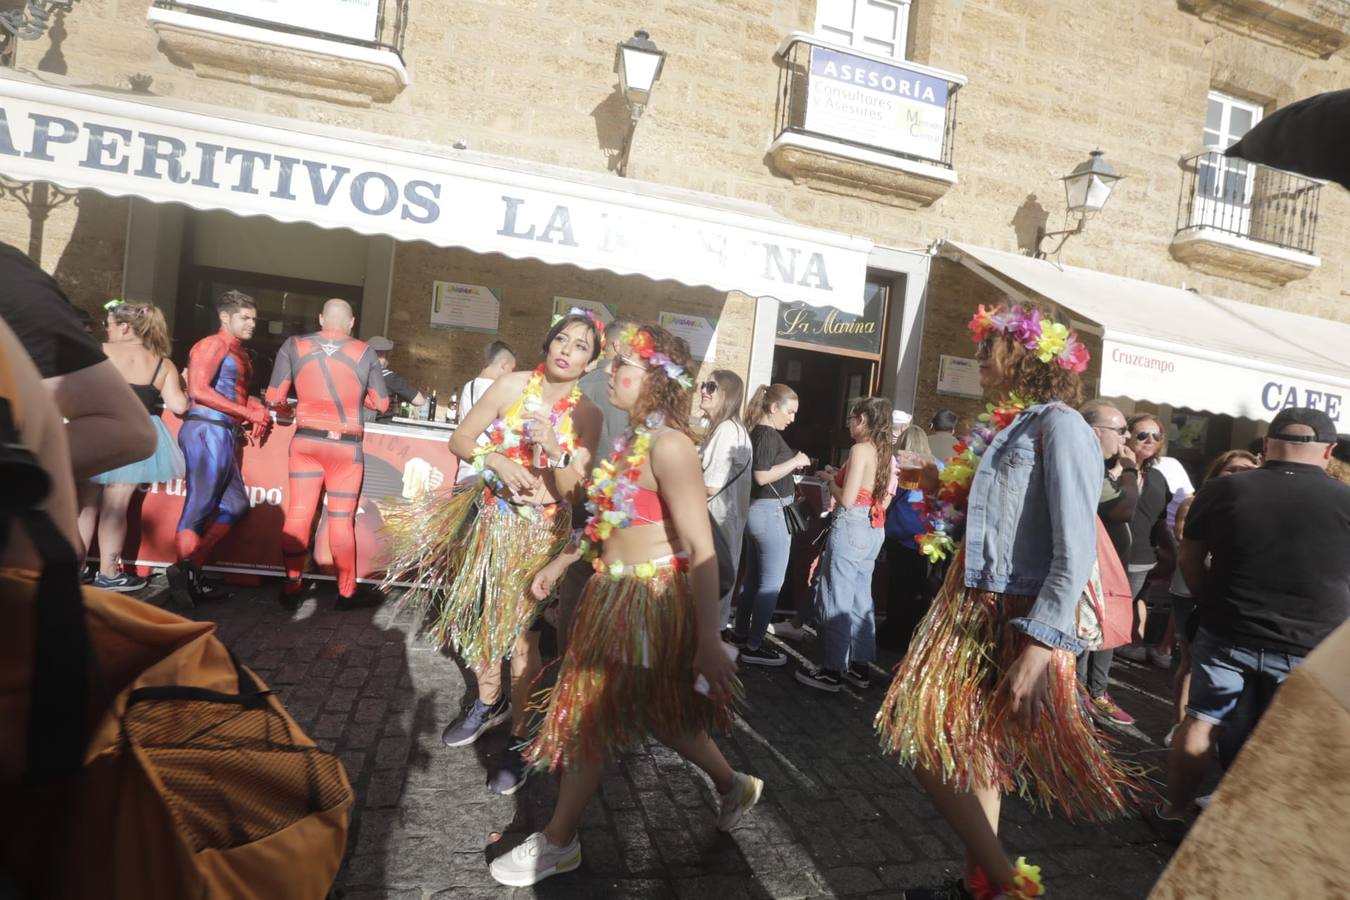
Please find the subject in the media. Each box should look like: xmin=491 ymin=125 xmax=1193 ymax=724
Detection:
xmin=455 ymin=376 xmax=496 ymax=483
xmin=1153 ymin=455 xmax=1195 ymax=530
xmin=701 ymin=419 xmax=753 ymax=537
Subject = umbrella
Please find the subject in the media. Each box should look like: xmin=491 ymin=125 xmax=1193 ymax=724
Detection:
xmin=1225 ymin=89 xmax=1350 ymax=189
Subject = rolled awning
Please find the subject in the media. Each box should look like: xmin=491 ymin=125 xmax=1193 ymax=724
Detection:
xmin=0 ymin=70 xmax=873 ymax=313
xmin=938 ymin=240 xmax=1350 ymax=428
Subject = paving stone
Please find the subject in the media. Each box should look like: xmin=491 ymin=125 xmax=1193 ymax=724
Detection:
xmin=325 ymin=687 xmax=359 ymax=712
xmin=820 ymin=866 xmax=883 ymax=894
xmin=337 ymin=666 xmax=371 ymax=687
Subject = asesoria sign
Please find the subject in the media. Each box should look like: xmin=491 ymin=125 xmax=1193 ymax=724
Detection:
xmin=180 ymin=0 xmax=380 ymax=43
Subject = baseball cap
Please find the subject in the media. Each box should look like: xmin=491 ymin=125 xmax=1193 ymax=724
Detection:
xmin=367 ymin=336 xmax=394 ymax=352
xmin=1267 ymin=407 xmax=1337 ymax=443
xmin=891 ymin=410 xmax=913 ymax=430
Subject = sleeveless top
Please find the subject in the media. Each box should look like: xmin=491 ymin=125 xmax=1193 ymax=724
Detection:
xmin=130 ymin=358 xmax=165 ymax=416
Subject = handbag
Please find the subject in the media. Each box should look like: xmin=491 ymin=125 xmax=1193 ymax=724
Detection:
xmin=1077 ymin=517 xmax=1135 ymax=651
xmin=770 ymin=480 xmax=813 ymax=535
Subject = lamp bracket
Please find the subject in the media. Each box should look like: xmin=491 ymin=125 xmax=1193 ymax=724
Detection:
xmin=1034 ymin=216 xmax=1087 ymax=260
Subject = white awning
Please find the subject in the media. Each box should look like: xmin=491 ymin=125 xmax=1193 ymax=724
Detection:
xmin=0 ymin=70 xmax=872 ymax=313
xmin=938 ymin=241 xmax=1350 ymax=428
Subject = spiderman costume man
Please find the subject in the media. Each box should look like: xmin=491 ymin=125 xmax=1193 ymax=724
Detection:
xmin=166 ymin=289 xmax=271 ymax=608
xmin=266 ymin=298 xmax=389 ymax=610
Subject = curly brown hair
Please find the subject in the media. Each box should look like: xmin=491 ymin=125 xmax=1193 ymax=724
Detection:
xmin=985 ymin=328 xmax=1084 ymax=407
xmin=624 ymin=324 xmax=696 ymax=441
xmin=1328 ymin=456 xmax=1350 ymax=486
xmin=850 ymin=396 xmax=895 ymax=502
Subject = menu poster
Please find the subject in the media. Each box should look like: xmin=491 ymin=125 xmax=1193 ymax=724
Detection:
xmin=431 ymin=282 xmax=500 ymax=333
xmin=658 ymin=312 xmax=718 ymax=362
xmin=936 ymin=355 xmax=984 ymax=399
xmin=552 ymin=297 xmax=616 ymax=325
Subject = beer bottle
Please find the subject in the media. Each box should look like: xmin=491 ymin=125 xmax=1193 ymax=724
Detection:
xmin=446 ymin=393 xmax=459 ymax=425
xmin=427 ymin=388 xmax=438 ymax=421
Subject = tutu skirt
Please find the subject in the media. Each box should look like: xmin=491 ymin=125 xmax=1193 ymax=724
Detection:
xmin=524 ymin=559 xmax=738 ymax=773
xmin=381 ymin=485 xmax=571 ymax=668
xmin=874 ymin=547 xmax=1142 ymax=821
xmin=90 ymin=417 xmax=185 ymax=486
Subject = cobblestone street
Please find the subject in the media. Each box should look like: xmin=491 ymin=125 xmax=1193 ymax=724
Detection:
xmin=168 ymin=581 xmax=1177 ymax=899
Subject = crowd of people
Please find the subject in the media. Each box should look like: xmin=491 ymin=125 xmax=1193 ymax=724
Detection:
xmin=3 ymin=228 xmax=1349 ymax=898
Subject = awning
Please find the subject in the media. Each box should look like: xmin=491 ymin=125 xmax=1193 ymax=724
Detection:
xmin=938 ymin=240 xmax=1350 ymax=428
xmin=0 ymin=70 xmax=872 ymax=313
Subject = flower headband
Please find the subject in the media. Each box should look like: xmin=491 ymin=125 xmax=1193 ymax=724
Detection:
xmin=103 ymin=298 xmax=147 ymax=318
xmin=551 ymin=306 xmax=606 ymax=348
xmin=968 ymin=304 xmax=1089 ymax=374
xmin=616 ymin=324 xmax=694 ymax=390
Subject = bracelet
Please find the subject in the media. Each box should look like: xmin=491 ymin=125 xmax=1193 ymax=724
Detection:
xmin=552 ymin=451 xmax=572 ymax=469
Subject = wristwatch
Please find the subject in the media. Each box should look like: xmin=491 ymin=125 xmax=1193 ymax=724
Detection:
xmin=553 ymin=452 xmax=572 ymax=469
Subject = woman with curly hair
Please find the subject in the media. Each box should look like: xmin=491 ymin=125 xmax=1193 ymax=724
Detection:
xmin=795 ymin=395 xmax=895 ymax=692
xmin=382 ymin=311 xmax=604 ymax=795
xmin=876 ymin=303 xmax=1140 ymax=900
xmin=489 ymin=324 xmax=759 ymax=887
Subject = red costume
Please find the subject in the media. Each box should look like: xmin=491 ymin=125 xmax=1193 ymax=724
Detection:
xmin=266 ymin=329 xmax=388 ymax=598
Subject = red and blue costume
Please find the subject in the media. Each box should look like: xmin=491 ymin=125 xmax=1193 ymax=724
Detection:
xmin=266 ymin=329 xmax=388 ymax=599
xmin=175 ymin=327 xmax=268 ymax=567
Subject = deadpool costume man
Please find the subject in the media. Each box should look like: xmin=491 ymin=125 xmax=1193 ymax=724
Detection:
xmin=167 ymin=289 xmax=270 ymax=608
xmin=266 ymin=298 xmax=389 ymax=610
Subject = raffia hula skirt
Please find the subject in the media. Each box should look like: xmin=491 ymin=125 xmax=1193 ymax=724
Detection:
xmin=380 ymin=484 xmax=571 ymax=669
xmin=874 ymin=547 xmax=1143 ymax=821
xmin=523 ymin=555 xmax=738 ymax=773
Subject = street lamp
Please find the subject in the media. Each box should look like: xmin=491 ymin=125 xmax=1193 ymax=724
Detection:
xmin=614 ymin=29 xmax=666 ymax=177
xmin=1035 ymin=150 xmax=1123 ymax=259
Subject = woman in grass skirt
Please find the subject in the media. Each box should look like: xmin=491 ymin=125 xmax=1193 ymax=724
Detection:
xmin=488 ymin=324 xmax=760 ymax=888
xmin=876 ymin=303 xmax=1142 ymax=900
xmin=382 ymin=312 xmax=603 ymax=793
xmin=77 ymin=300 xmax=188 ymax=593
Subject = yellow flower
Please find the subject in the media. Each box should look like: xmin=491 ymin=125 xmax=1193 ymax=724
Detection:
xmin=1035 ymin=321 xmax=1068 ymax=363
xmin=607 ymin=560 xmax=625 ymax=580
xmin=633 ymin=561 xmax=656 ymax=579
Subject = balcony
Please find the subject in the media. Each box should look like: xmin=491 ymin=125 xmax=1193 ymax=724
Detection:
xmin=1179 ymin=0 xmax=1350 ymax=59
xmin=1170 ymin=149 xmax=1322 ymax=288
xmin=767 ymin=33 xmax=965 ymax=208
xmin=148 ymin=0 xmax=410 ymax=107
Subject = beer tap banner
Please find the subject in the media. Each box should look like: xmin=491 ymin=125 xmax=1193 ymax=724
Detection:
xmin=120 ymin=415 xmax=462 ymax=582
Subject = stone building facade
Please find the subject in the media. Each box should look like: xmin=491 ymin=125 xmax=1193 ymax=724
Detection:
xmin=2 ymin=0 xmax=1347 ymax=457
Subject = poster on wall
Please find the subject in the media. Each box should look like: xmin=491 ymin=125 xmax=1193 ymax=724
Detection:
xmin=658 ymin=312 xmax=718 ymax=362
xmin=430 ymin=282 xmax=500 ymax=333
xmin=803 ymin=45 xmax=950 ymax=163
xmin=552 ymin=297 xmax=616 ymax=325
xmin=179 ymin=0 xmax=380 ymax=42
xmin=936 ymin=355 xmax=983 ymax=399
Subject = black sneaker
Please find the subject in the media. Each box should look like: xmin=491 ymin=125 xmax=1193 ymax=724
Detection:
xmin=842 ymin=664 xmax=871 ymax=690
xmin=488 ymin=743 xmax=528 ymax=796
xmin=794 ymin=667 xmax=842 ymax=692
xmin=739 ymin=644 xmax=787 ymax=667
xmin=164 ymin=563 xmax=196 ymax=610
xmin=278 ymin=578 xmax=305 ymax=611
xmin=335 ymin=583 xmax=385 ymax=611
xmin=442 ymin=697 xmax=512 ymax=748
xmin=903 ymin=879 xmax=974 ymax=900
xmin=92 ymin=571 xmax=149 ymax=593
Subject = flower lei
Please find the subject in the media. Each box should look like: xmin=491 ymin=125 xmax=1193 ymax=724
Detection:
xmin=470 ymin=364 xmax=581 ymax=516
xmin=914 ymin=393 xmax=1032 ymax=563
xmin=969 ymin=304 xmax=1089 ymax=374
xmin=576 ymin=413 xmax=675 ymax=580
xmin=616 ymin=325 xmax=694 ymax=390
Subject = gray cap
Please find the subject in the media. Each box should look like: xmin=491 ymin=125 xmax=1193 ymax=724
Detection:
xmin=367 ymin=335 xmax=394 ymax=352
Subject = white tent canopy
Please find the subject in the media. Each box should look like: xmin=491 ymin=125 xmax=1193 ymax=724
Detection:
xmin=939 ymin=240 xmax=1350 ymax=428
xmin=0 ymin=69 xmax=873 ymax=313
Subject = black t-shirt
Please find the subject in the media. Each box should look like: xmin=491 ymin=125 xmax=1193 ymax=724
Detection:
xmin=1098 ymin=476 xmax=1133 ymax=566
xmin=1185 ymin=461 xmax=1350 ymax=656
xmin=750 ymin=424 xmax=796 ymax=500
xmin=0 ymin=242 xmax=105 ymax=378
xmin=1127 ymin=466 xmax=1168 ymax=565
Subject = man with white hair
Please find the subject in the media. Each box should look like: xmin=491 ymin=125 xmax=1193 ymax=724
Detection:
xmin=266 ymin=298 xmax=390 ymax=610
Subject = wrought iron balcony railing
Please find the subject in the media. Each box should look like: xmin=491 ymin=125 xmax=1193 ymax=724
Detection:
xmin=774 ymin=33 xmax=964 ymax=171
xmin=1175 ymin=149 xmax=1321 ymax=256
xmin=152 ymin=0 xmax=408 ymax=59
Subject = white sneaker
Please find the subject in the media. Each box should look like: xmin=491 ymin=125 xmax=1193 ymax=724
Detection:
xmin=1164 ymin=724 xmax=1178 ymax=747
xmin=771 ymin=620 xmax=806 ymax=641
xmin=717 ymin=771 xmax=764 ymax=831
xmin=488 ymin=831 xmax=581 ymax=886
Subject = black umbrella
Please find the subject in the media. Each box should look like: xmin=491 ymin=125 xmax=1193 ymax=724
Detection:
xmin=1225 ymin=89 xmax=1350 ymax=189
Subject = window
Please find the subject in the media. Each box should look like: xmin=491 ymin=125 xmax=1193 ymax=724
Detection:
xmin=814 ymin=0 xmax=911 ymax=60
xmin=1194 ymin=91 xmax=1264 ymax=234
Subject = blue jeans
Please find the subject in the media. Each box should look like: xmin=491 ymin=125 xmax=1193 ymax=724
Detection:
xmin=734 ymin=497 xmax=792 ymax=650
xmin=1188 ymin=626 xmax=1303 ymax=761
xmin=816 ymin=506 xmax=884 ymax=672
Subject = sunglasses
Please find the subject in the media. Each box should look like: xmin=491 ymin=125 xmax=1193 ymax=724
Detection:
xmin=614 ymin=354 xmax=648 ymax=372
xmin=1133 ymin=431 xmax=1162 ymax=442
xmin=1095 ymin=424 xmax=1129 ymax=436
xmin=700 ymin=381 xmax=718 ymax=394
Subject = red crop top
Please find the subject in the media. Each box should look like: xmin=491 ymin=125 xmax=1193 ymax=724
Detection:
xmin=834 ymin=465 xmax=886 ymax=528
xmin=632 ymin=485 xmax=671 ymax=524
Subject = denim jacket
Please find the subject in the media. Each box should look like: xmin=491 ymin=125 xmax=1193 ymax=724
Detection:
xmin=963 ymin=402 xmax=1101 ymax=652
